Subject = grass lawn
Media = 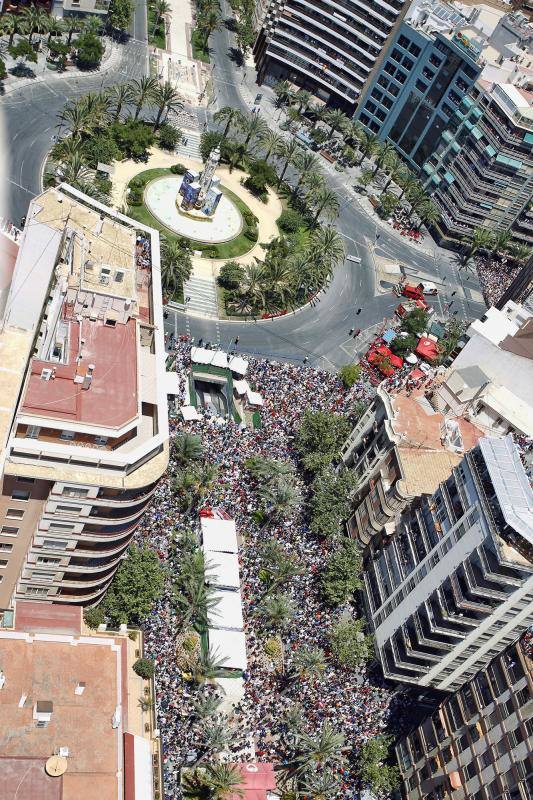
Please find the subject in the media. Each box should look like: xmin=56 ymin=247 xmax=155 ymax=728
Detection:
xmin=147 ymin=3 xmax=167 ymax=49
xmin=191 ymin=28 xmax=210 ymax=63
xmin=126 ymin=167 xmax=261 ymax=260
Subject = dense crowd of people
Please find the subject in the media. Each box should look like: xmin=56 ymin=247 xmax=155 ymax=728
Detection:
xmin=475 ymin=256 xmax=521 ymax=307
xmin=135 ymin=341 xmax=394 ymax=800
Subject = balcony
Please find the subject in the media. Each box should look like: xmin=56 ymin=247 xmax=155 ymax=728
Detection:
xmin=288 ymin=0 xmax=392 ymax=41
xmin=282 ymin=8 xmax=376 ymax=69
xmin=266 ymin=43 xmax=359 ymax=101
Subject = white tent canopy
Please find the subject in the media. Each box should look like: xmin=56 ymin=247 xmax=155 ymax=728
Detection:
xmin=228 ymin=355 xmax=248 ymax=375
xmin=246 ymin=388 xmax=263 ymax=407
xmin=233 ymin=378 xmax=249 ymax=395
xmin=180 ymin=405 xmax=202 ymax=421
xmin=207 ymin=588 xmax=244 ymax=630
xmin=204 ymin=550 xmax=240 ymax=590
xmin=208 ymin=628 xmax=247 ymax=671
xmin=200 ymin=517 xmax=238 ymax=553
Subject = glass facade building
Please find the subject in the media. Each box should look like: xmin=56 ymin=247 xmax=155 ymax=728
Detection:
xmin=354 ymin=23 xmax=481 ymax=170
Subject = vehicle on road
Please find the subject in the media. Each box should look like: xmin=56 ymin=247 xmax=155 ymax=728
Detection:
xmin=346 ymin=254 xmax=362 ymax=264
xmin=395 ymin=298 xmax=433 ymax=319
xmin=394 ymin=281 xmax=438 ymax=300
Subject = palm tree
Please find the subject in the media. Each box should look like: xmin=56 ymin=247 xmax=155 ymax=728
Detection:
xmin=0 ymin=13 xmax=18 ymax=47
xmin=245 ymin=455 xmax=295 ymax=482
xmin=259 ymin=592 xmax=295 ymax=631
xmin=310 ymin=226 xmax=345 ymax=270
xmin=259 ymin=480 xmax=301 ymax=520
xmin=345 ymin=120 xmax=364 ymax=147
xmin=382 ymin=155 xmax=403 ymax=192
xmin=161 ymin=239 xmax=192 ymax=292
xmin=300 ymin=766 xmax=342 ymax=800
xmin=190 ymin=647 xmax=228 ymax=684
xmin=286 ymin=724 xmax=345 ymax=779
xmin=304 ymin=171 xmax=326 ymax=197
xmin=357 ymin=130 xmax=380 ymax=166
xmin=198 ymin=9 xmax=222 ymax=50
xmin=260 ymin=129 xmax=283 ymax=161
xmin=50 ymin=135 xmax=84 ymax=164
xmin=294 ymin=88 xmax=312 ymax=114
xmin=307 ymin=103 xmax=325 ymax=130
xmin=107 ymin=82 xmax=134 ymax=122
xmin=213 ymin=106 xmax=244 ymax=139
xmin=60 ymin=152 xmax=92 ymax=184
xmin=204 ymin=763 xmax=244 ymax=800
xmin=152 ymin=80 xmax=183 ymax=130
xmin=192 ymin=693 xmax=222 ymax=720
xmin=492 ymin=229 xmax=511 ymax=256
xmin=46 ymin=16 xmax=63 ymax=44
xmin=80 ymin=92 xmax=111 ymax=130
xmin=62 ymin=16 xmax=81 ymax=46
xmin=153 ymin=0 xmax=171 ymax=31
xmin=82 ymin=16 xmax=103 ymax=35
xmin=397 ymin=170 xmax=418 ymax=200
xmin=510 ymin=242 xmax=531 ymax=262
xmin=371 ymin=140 xmax=396 ymax=177
xmin=406 ymin=184 xmax=428 ymax=215
xmin=241 ymin=262 xmax=267 ymax=308
xmin=273 ymin=79 xmax=293 ymax=108
xmin=132 ymin=76 xmax=158 ymax=121
xmin=173 ymin=579 xmax=220 ymax=629
xmin=257 ymin=540 xmax=303 ymax=597
xmin=323 ymin=108 xmax=348 ymax=139
xmin=292 ymin=647 xmax=326 ymax=681
xmin=173 ymin=433 xmax=203 ymax=466
xmin=276 ymin=138 xmax=301 ymax=186
xmin=19 ymin=5 xmax=41 ymax=44
xmin=294 ymin=150 xmax=321 ymax=190
xmin=58 ymin=101 xmax=92 ymax=140
xmin=462 ymin=226 xmax=494 ymax=264
xmin=416 ymin=201 xmax=440 ymax=230
xmin=311 ymin=187 xmax=340 ymax=225
xmin=243 ymin=113 xmax=268 ymax=148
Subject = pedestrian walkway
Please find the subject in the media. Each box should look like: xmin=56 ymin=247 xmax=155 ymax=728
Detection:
xmin=176 ymin=129 xmax=201 ymax=159
xmin=184 ymin=274 xmax=219 ymax=318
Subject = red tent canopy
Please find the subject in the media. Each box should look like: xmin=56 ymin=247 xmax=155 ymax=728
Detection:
xmin=409 ymin=368 xmax=425 ymax=380
xmin=389 ymin=353 xmax=403 ymax=368
xmin=415 ymin=338 xmax=439 ymax=361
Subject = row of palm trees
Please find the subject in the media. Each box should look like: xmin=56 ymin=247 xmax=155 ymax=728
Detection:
xmin=462 ymin=225 xmax=531 ymax=265
xmin=0 ymin=6 xmax=102 ymax=49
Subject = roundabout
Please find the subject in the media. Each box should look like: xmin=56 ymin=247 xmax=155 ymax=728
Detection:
xmin=144 ymin=175 xmax=243 ymax=243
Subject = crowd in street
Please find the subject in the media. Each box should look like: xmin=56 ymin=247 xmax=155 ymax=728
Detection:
xmin=475 ymin=256 xmax=520 ymax=307
xmin=134 ymin=341 xmax=397 ymax=800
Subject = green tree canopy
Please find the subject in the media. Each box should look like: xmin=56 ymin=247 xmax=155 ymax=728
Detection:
xmin=356 ymin=735 xmax=400 ymax=797
xmin=338 ymin=363 xmax=361 ymax=388
xmin=111 ymin=119 xmax=154 ymax=160
xmin=83 ymin=133 xmax=122 ymax=168
xmin=309 ymin=467 xmax=357 ymax=539
xmin=75 ymin=31 xmax=104 ymax=69
xmin=295 ymin=410 xmax=351 ymax=476
xmin=107 ymin=0 xmax=134 ymax=30
xmin=390 ymin=333 xmax=417 ymax=357
xmin=103 ymin=544 xmax=164 ymax=626
xmin=321 ymin=536 xmax=363 ymax=606
xmin=400 ymin=308 xmax=428 ymax=336
xmin=218 ymin=261 xmax=244 ymax=290
xmin=329 ymin=615 xmax=374 ymax=668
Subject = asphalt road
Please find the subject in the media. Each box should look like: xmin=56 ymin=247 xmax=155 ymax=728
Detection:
xmin=0 ymin=5 xmax=149 ymax=226
xmin=0 ymin=0 xmax=486 ymax=369
xmin=164 ymin=0 xmax=487 ymax=368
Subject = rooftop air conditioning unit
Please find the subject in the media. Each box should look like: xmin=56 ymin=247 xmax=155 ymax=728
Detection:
xmin=40 ymin=368 xmax=53 ymax=381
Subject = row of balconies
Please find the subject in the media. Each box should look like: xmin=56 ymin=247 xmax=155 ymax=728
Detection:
xmin=282 ymin=8 xmax=377 ymax=70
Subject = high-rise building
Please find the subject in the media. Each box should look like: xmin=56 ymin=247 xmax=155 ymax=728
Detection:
xmin=395 ymin=635 xmax=532 ymax=800
xmin=423 ymin=79 xmax=533 ymax=249
xmin=0 ymin=185 xmax=169 ymax=609
xmin=253 ymin=0 xmax=410 ymax=112
xmin=340 ymin=384 xmax=483 ymax=545
xmin=363 ymin=435 xmax=533 ymax=692
xmin=354 ymin=24 xmax=481 ymax=170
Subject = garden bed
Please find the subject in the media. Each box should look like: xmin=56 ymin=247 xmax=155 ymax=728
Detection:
xmin=126 ymin=168 xmax=260 ymax=260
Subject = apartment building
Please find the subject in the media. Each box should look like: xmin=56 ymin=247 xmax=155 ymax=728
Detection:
xmin=354 ymin=25 xmax=481 ymax=170
xmin=363 ymin=435 xmax=533 ymax=692
xmin=253 ymin=0 xmax=409 ymax=111
xmin=433 ymin=302 xmax=533 ymax=438
xmin=396 ymin=636 xmax=532 ymax=800
xmin=340 ymin=384 xmax=482 ymax=545
xmin=0 ymin=185 xmax=169 ymax=609
xmin=423 ymin=78 xmax=533 ymax=249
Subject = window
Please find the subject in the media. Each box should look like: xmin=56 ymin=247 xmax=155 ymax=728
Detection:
xmin=48 ymin=522 xmax=75 ymax=531
xmin=60 ymin=430 xmax=75 ymax=441
xmin=11 ymin=489 xmax=30 ymax=501
xmin=17 ymin=477 xmax=35 ymax=484
xmin=37 ymin=557 xmax=61 ymax=565
xmin=463 ymin=761 xmax=477 ymax=781
xmin=395 ymin=70 xmax=407 ymax=84
xmin=0 ymin=559 xmax=8 ymax=568
xmin=391 ymin=48 xmax=403 ymax=62
xmin=402 ymin=56 xmax=414 ymax=70
xmin=429 ymin=53 xmax=442 ymax=67
xmin=0 ymin=543 xmax=13 ymax=552
xmin=359 ymin=113 xmax=370 ymax=125
xmin=376 ymin=109 xmax=386 ymax=122
xmin=371 ymin=88 xmax=383 ymax=101
xmin=56 ymin=505 xmax=82 ymax=514
xmin=62 ymin=487 xmax=89 ymax=498
xmin=377 ymin=76 xmax=388 ymax=89
xmin=398 ymin=34 xmax=410 ymax=49
xmin=43 ymin=539 xmax=68 ymax=549
xmin=457 ymin=734 xmax=469 ymax=752
xmin=516 ymin=686 xmax=530 ymax=707
xmin=384 ymin=62 xmax=396 ymax=76
xmin=409 ymin=43 xmax=421 ymax=57
xmin=502 ymin=697 xmax=515 ymax=717
xmin=416 ymin=79 xmax=428 ymax=93
xmin=366 ymin=101 xmax=377 ymax=114
xmin=382 ymin=96 xmax=393 ymax=109
xmin=26 ymin=586 xmax=48 ymax=596
xmin=32 ymin=572 xmax=55 ymax=583
xmin=6 ymin=509 xmax=24 ymax=519
xmin=25 ymin=425 xmax=40 ymax=439
xmin=1 ymin=526 xmax=19 ymax=537
xmin=479 ymin=750 xmax=492 ymax=769
xmin=508 ymin=726 xmax=523 ymax=747
xmin=389 ymin=84 xmax=400 ymax=97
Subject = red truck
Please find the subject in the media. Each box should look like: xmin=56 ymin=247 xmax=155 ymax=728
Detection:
xmin=394 ymin=281 xmax=438 ymax=299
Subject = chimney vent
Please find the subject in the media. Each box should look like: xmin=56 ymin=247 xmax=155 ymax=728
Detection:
xmin=74 ymin=682 xmax=86 ymax=696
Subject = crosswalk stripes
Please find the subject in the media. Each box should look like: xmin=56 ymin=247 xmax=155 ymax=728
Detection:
xmin=184 ymin=275 xmax=219 ymax=318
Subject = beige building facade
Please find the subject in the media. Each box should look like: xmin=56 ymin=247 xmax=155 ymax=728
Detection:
xmin=0 ymin=185 xmax=169 ymax=609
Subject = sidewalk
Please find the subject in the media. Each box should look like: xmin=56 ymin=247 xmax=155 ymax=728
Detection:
xmin=0 ymin=37 xmax=121 ymax=96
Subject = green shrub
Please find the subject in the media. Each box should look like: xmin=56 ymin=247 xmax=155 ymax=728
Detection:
xmin=278 ymin=208 xmax=305 ymax=234
xmin=243 ymin=211 xmax=256 ymax=226
xmin=244 ymin=227 xmax=258 ymax=242
xmin=159 ymin=123 xmax=182 ymax=151
xmin=133 ymin=658 xmax=155 ymax=679
xmin=264 ymin=637 xmax=282 ymax=658
xmin=338 ymin=364 xmax=361 ymax=388
xmin=170 ymin=163 xmax=187 ymax=174
xmin=183 ymin=632 xmax=198 ymax=652
xmin=203 ymin=247 xmax=217 ymax=259
xmin=130 ymin=176 xmax=146 ymax=189
xmin=84 ymin=606 xmax=105 ymax=629
xmin=218 ymin=260 xmax=244 ymax=290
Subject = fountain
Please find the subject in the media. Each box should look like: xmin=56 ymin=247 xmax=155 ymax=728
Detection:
xmin=143 ymin=148 xmax=243 ymax=244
